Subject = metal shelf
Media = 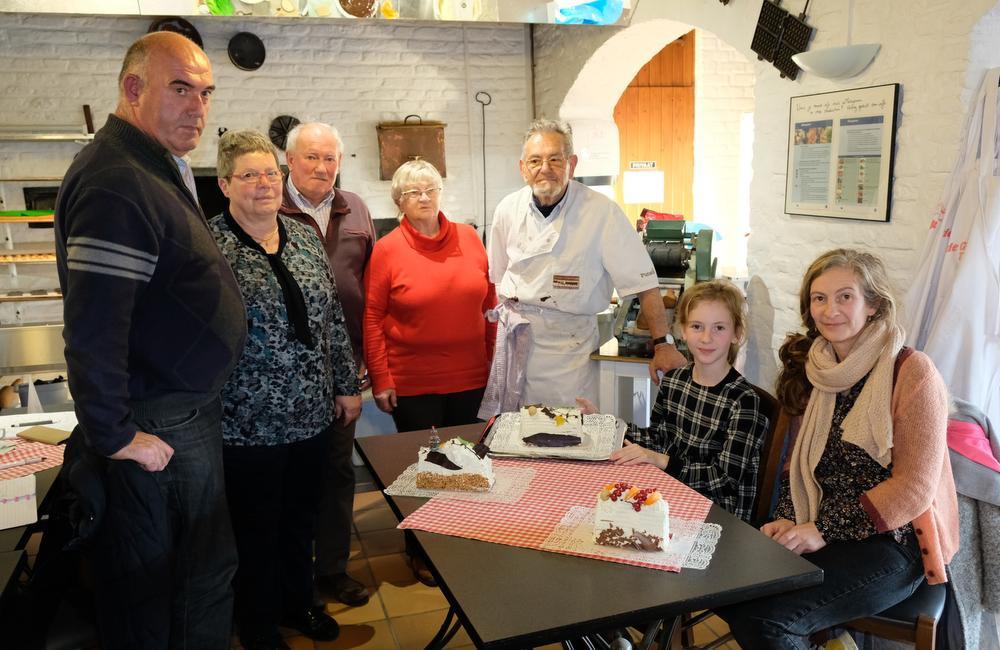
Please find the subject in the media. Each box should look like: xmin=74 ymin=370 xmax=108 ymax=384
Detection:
xmin=0 ymin=255 xmax=57 ymax=264
xmin=0 ymin=290 xmax=61 ymax=303
xmin=0 ymin=133 xmax=93 ymax=142
xmin=0 ymin=213 xmax=54 ymax=224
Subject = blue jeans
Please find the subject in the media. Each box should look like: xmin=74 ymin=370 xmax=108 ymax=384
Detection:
xmin=716 ymin=533 xmax=925 ymax=650
xmin=94 ymin=397 xmax=236 ymax=650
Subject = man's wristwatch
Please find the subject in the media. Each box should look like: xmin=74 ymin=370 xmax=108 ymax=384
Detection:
xmin=652 ymin=334 xmax=675 ymax=347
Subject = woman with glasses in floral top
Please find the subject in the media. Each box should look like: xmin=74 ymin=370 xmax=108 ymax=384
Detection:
xmin=209 ymin=129 xmax=360 ymax=649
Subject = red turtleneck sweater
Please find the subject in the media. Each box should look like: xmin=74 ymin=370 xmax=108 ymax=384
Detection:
xmin=364 ymin=213 xmax=497 ymax=397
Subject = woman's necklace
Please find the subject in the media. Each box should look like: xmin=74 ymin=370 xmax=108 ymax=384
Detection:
xmin=253 ymin=225 xmax=279 ymax=246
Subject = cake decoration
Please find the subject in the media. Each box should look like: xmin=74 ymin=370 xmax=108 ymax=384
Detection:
xmin=522 ymin=432 xmax=583 ymax=447
xmin=593 ymin=482 xmax=669 ymax=551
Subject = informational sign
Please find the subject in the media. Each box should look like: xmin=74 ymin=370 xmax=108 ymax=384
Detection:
xmin=785 ymin=84 xmax=899 ymax=222
xmin=628 ymin=161 xmax=657 ymax=170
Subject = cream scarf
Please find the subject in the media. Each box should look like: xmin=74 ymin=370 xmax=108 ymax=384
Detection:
xmin=788 ymin=319 xmax=904 ymax=524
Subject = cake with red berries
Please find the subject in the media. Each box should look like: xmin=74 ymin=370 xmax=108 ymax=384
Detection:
xmin=416 ymin=437 xmax=494 ymax=491
xmin=520 ymin=404 xmax=583 ymax=447
xmin=594 ymin=482 xmax=669 ymax=551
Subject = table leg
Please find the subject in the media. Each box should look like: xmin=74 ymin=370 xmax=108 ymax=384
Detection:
xmin=425 ymin=606 xmax=463 ymax=650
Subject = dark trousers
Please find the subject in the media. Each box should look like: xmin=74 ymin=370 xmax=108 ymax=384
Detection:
xmin=94 ymin=397 xmax=237 ymax=650
xmin=717 ymin=534 xmax=925 ymax=649
xmin=391 ymin=386 xmax=486 ymax=433
xmin=314 ymin=418 xmax=356 ymax=578
xmin=223 ymin=428 xmax=331 ymax=641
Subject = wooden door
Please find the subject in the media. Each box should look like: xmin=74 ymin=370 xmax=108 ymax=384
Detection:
xmin=613 ymin=32 xmax=695 ymax=225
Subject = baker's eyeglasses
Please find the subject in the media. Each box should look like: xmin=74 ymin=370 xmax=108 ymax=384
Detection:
xmin=524 ymin=155 xmax=567 ymax=171
xmin=400 ymin=187 xmax=442 ymax=200
xmin=233 ymin=169 xmax=283 ymax=184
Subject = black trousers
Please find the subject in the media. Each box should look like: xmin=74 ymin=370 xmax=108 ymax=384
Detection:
xmin=313 ymin=418 xmax=356 ymax=579
xmin=391 ymin=386 xmax=486 ymax=433
xmin=223 ymin=428 xmax=331 ymax=641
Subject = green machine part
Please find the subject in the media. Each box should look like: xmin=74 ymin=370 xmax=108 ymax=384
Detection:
xmin=693 ymin=229 xmax=717 ymax=282
xmin=643 ymin=219 xmax=685 ymax=243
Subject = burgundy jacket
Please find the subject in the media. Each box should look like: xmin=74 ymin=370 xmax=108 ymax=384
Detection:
xmin=279 ymin=183 xmax=375 ymax=365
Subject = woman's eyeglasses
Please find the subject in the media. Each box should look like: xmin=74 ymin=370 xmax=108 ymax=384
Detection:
xmin=232 ymin=170 xmax=283 ymax=184
xmin=400 ymin=187 xmax=442 ymax=200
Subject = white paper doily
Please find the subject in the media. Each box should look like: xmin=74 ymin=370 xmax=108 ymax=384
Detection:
xmin=384 ymin=462 xmax=536 ymax=504
xmin=484 ymin=412 xmax=626 ymax=460
xmin=539 ymin=506 xmax=722 ymax=570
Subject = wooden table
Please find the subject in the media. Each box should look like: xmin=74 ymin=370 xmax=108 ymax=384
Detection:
xmin=356 ymin=425 xmax=823 ymax=649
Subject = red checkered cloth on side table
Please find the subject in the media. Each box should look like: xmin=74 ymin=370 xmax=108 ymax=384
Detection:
xmin=399 ymin=457 xmax=712 ymax=571
xmin=0 ymin=440 xmax=65 ymax=480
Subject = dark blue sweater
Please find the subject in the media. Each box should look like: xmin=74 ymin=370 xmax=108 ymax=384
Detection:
xmin=55 ymin=115 xmax=247 ymax=456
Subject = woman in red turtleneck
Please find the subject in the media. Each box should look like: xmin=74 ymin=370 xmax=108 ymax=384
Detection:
xmin=364 ymin=160 xmax=496 ymax=434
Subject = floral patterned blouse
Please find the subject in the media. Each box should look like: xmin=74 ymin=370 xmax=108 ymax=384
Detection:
xmin=209 ymin=212 xmax=359 ymax=447
xmin=774 ymin=372 xmax=913 ymax=543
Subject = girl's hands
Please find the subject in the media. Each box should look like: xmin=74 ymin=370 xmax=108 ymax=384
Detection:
xmin=610 ymin=440 xmax=669 ymax=470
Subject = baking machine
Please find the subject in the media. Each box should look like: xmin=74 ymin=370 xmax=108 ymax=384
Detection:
xmin=613 ymin=209 xmax=718 ymax=357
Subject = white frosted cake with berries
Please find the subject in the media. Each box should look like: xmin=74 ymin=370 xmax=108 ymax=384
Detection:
xmin=519 ymin=404 xmax=584 ymax=448
xmin=416 ymin=437 xmax=494 ymax=491
xmin=594 ymin=482 xmax=669 ymax=551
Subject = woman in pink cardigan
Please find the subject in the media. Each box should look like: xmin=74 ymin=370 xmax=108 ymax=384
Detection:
xmin=719 ymin=249 xmax=959 ymax=649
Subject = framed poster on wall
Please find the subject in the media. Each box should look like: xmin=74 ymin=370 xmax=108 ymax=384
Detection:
xmin=785 ymin=83 xmax=900 ymax=222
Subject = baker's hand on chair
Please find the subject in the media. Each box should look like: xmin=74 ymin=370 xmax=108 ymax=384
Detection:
xmin=649 ymin=343 xmax=686 ymax=381
xmin=374 ymin=389 xmax=397 ymax=413
xmin=575 ymin=397 xmax=599 ymax=415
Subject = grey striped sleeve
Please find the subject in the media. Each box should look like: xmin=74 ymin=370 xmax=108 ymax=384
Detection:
xmin=66 ymin=236 xmax=157 ymax=282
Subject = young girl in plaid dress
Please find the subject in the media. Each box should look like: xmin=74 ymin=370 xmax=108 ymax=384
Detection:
xmin=583 ymin=279 xmax=770 ymax=521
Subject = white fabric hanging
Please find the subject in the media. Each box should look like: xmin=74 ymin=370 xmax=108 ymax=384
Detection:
xmin=905 ymin=68 xmax=1000 ymax=426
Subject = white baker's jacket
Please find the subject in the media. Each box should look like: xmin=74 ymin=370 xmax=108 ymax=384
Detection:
xmin=488 ymin=181 xmax=657 ymax=314
xmin=485 ymin=181 xmax=657 ymax=406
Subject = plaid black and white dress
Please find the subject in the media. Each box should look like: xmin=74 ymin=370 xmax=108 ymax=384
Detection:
xmin=627 ymin=365 xmax=769 ymax=522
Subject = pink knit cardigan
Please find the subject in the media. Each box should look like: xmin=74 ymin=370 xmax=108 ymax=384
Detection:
xmin=858 ymin=350 xmax=959 ymax=585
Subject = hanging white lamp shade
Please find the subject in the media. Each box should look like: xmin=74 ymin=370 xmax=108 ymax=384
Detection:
xmin=792 ymin=43 xmax=880 ymax=79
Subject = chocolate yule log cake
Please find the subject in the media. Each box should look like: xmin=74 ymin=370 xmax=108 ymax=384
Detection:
xmin=415 ymin=436 xmax=494 ymax=491
xmin=520 ymin=404 xmax=583 ymax=447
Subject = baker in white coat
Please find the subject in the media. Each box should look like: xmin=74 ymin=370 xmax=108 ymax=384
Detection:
xmin=485 ymin=119 xmax=685 ymax=408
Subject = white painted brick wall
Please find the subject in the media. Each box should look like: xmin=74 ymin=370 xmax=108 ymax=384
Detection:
xmin=0 ymin=13 xmax=532 ymax=324
xmin=694 ymin=29 xmax=755 ymax=278
xmin=534 ymin=0 xmax=1000 ymax=388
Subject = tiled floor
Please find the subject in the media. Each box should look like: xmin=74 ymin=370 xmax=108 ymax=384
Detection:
xmin=260 ymin=488 xmax=735 ymax=650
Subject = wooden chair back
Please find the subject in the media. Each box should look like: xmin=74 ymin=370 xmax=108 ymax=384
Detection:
xmin=747 ymin=384 xmax=789 ymax=527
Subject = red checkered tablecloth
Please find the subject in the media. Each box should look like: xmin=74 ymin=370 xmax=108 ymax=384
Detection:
xmin=399 ymin=457 xmax=712 ymax=571
xmin=0 ymin=440 xmax=64 ymax=480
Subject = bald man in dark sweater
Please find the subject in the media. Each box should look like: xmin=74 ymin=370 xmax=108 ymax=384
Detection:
xmin=55 ymin=32 xmax=246 ymax=649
